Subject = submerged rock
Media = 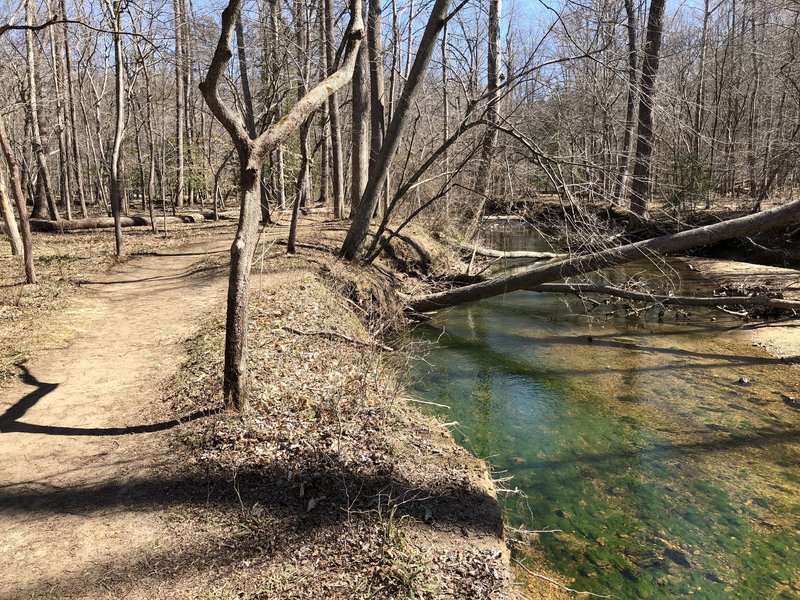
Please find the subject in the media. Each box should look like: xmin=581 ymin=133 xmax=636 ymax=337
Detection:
xmin=782 ymin=395 xmax=800 ymax=409
xmin=664 ymin=547 xmax=692 ymax=568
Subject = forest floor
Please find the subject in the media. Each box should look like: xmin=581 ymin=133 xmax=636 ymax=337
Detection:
xmin=0 ymin=218 xmax=549 ymax=599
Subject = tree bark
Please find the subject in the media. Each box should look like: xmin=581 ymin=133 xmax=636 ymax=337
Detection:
xmin=410 ymin=199 xmax=800 ymax=312
xmin=628 ymin=0 xmax=666 ymax=219
xmin=0 ymin=171 xmax=23 ymax=255
xmin=0 ymin=116 xmax=36 ymax=283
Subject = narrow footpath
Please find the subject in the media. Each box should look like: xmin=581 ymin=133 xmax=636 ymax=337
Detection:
xmin=0 ymin=232 xmax=233 ymax=598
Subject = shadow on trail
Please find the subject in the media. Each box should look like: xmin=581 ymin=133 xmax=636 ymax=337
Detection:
xmin=75 ymin=263 xmax=227 ymax=286
xmin=0 ymin=363 xmax=220 ymax=436
xmin=0 ymin=448 xmax=504 ymax=599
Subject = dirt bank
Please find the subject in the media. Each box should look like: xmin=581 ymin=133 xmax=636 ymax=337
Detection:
xmin=0 ymin=219 xmax=540 ymax=598
xmin=677 ymin=257 xmax=800 ymax=361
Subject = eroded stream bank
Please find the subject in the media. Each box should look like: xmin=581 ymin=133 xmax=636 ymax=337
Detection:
xmin=406 ymin=224 xmax=800 ymax=599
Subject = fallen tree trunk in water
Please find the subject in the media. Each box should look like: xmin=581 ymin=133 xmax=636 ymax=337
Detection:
xmin=29 ymin=212 xmax=215 ymax=231
xmin=410 ymin=199 xmax=800 ymax=312
xmin=528 ymin=283 xmax=800 ymax=311
xmin=463 ymin=245 xmax=566 ymax=260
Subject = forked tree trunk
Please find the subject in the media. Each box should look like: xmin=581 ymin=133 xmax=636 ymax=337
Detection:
xmin=201 ymin=0 xmax=364 ymax=410
xmin=410 ymin=199 xmax=800 ymax=312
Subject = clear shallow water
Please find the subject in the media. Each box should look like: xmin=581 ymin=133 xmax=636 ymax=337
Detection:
xmin=407 ymin=227 xmax=800 ymax=599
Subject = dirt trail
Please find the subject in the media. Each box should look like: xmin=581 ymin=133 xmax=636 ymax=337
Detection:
xmin=0 ymin=232 xmax=234 ymax=598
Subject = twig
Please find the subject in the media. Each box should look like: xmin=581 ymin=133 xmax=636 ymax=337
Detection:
xmin=405 ymin=398 xmax=451 ymax=409
xmin=279 ymin=325 xmax=393 ymax=352
xmin=512 ymin=558 xmax=618 ymax=598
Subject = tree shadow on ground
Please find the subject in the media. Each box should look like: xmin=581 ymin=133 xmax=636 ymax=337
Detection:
xmin=0 ymin=445 xmax=504 ymax=599
xmin=0 ymin=363 xmax=221 ymax=436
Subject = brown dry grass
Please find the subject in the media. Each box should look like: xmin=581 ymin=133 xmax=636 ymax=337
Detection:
xmin=149 ymin=226 xmax=521 ymax=598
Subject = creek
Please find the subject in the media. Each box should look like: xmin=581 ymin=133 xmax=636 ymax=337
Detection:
xmin=406 ymin=224 xmax=800 ymax=599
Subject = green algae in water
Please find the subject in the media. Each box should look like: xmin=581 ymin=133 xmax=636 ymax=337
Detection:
xmin=406 ymin=256 xmax=800 ymax=599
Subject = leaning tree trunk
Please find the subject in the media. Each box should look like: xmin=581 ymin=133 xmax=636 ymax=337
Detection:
xmin=200 ymin=0 xmax=364 ymax=410
xmin=628 ymin=0 xmax=666 ymax=220
xmin=410 ymin=199 xmax=800 ymax=311
xmin=0 ymin=171 xmax=23 ymax=256
xmin=0 ymin=116 xmax=36 ymax=283
xmin=340 ymin=0 xmax=452 ymax=260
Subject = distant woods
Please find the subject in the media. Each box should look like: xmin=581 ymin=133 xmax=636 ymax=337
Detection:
xmin=1 ymin=0 xmax=799 ymax=253
xmin=3 ymin=0 xmax=800 ymax=407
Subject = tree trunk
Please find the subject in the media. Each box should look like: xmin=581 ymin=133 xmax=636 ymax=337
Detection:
xmin=409 ymin=199 xmax=800 ymax=311
xmin=340 ymin=0 xmax=452 ymax=260
xmin=628 ymin=0 xmax=666 ymax=219
xmin=223 ymin=157 xmax=261 ymax=408
xmin=25 ymin=0 xmax=59 ymax=222
xmin=350 ymin=41 xmax=370 ymax=216
xmin=473 ymin=0 xmax=502 ymax=207
xmin=0 ymin=171 xmax=23 ymax=256
xmin=612 ymin=0 xmax=638 ymax=203
xmin=174 ymin=0 xmax=186 ymax=209
xmin=61 ymin=0 xmax=88 ymax=218
xmin=48 ymin=0 xmax=71 ymax=220
xmin=0 ymin=116 xmax=36 ymax=283
xmin=367 ymin=0 xmax=387 ymax=215
xmin=108 ymin=0 xmax=125 ymax=256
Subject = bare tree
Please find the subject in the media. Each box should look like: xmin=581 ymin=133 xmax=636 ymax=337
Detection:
xmin=628 ymin=0 xmax=666 ymax=219
xmin=200 ymin=0 xmax=365 ymax=410
xmin=341 ymin=0 xmax=455 ymax=260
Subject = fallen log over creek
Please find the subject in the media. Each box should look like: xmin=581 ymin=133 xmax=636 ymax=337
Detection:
xmin=410 ymin=200 xmax=800 ymax=312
